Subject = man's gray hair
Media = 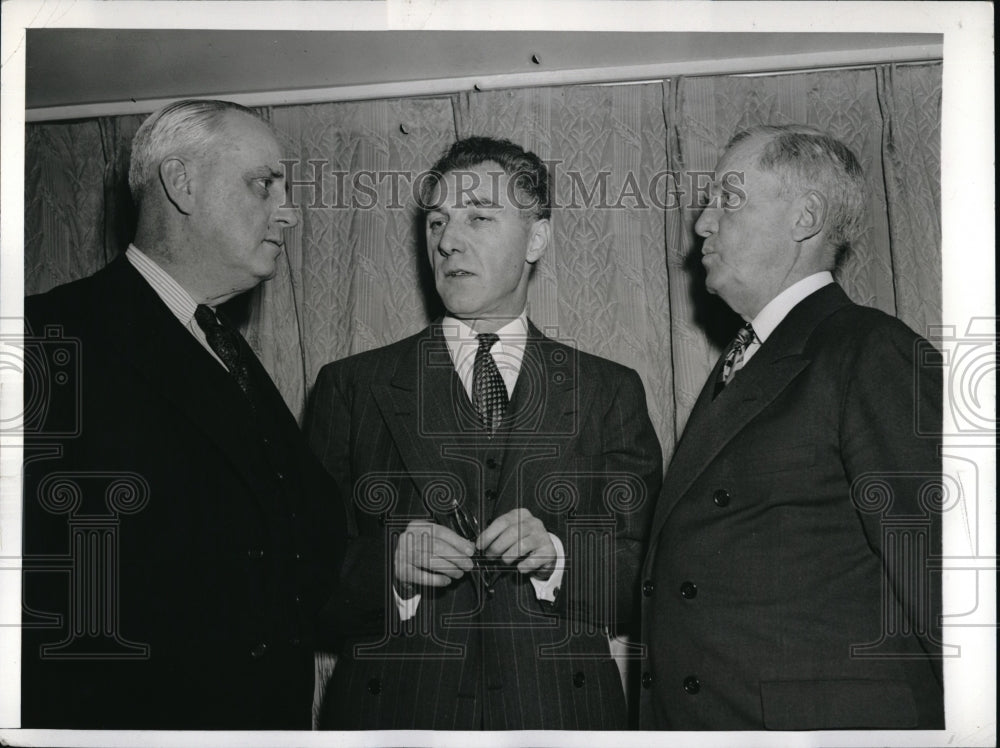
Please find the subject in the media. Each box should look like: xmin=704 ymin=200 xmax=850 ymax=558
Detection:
xmin=128 ymin=99 xmax=264 ymax=203
xmin=728 ymin=124 xmax=866 ymax=265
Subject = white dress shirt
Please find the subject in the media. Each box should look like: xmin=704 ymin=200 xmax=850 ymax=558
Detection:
xmin=739 ymin=271 xmax=834 ymax=369
xmin=125 ymin=244 xmax=226 ymax=369
xmin=395 ymin=313 xmax=566 ymax=619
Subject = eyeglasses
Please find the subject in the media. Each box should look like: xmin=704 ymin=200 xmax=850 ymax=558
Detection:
xmin=447 ymin=498 xmax=504 ymax=590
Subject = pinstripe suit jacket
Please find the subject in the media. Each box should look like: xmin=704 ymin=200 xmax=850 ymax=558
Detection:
xmin=306 ymin=322 xmax=662 ymax=729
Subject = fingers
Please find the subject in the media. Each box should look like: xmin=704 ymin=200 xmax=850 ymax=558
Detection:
xmin=477 ymin=509 xmax=555 ymax=573
xmin=394 ymin=520 xmax=475 ymax=591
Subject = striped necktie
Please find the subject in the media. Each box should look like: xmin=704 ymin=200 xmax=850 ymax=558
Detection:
xmin=714 ymin=322 xmax=756 ymax=396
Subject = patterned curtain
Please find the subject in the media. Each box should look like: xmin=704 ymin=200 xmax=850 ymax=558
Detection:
xmin=23 ymin=62 xmax=942 ymax=448
xmin=452 ymin=83 xmax=675 ymax=450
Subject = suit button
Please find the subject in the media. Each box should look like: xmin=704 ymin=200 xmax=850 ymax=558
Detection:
xmin=642 ymin=580 xmax=654 ymax=597
xmin=683 ymin=675 xmax=700 ymax=694
xmin=680 ymin=581 xmax=697 ymax=599
xmin=486 ymin=586 xmax=496 ymax=599
xmin=713 ymin=489 xmax=731 ymax=507
xmin=249 ymin=642 xmax=268 ymax=659
xmin=486 ymin=458 xmax=498 ymax=470
xmin=294 ymin=552 xmax=303 ymax=561
xmin=367 ymin=678 xmax=382 ymax=696
xmin=573 ymin=672 xmax=586 ymax=688
xmin=290 ymin=637 xmax=300 ymax=646
xmin=248 ymin=549 xmax=264 ymax=559
xmin=485 ymin=489 xmax=497 ymax=501
xmin=276 ymin=471 xmax=285 ymax=481
xmin=641 ymin=671 xmax=654 ymax=689
xmin=294 ymin=595 xmax=302 ymax=605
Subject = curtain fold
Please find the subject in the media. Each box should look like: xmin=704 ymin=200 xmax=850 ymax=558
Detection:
xmin=455 ymin=83 xmax=676 ymax=447
xmin=23 ymin=63 xmax=943 ymax=438
xmin=267 ymin=97 xmax=456 ymax=418
xmin=875 ymin=63 xmax=943 ymax=336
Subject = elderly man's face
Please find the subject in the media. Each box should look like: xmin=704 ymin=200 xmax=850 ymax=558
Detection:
xmin=190 ymin=112 xmax=298 ymax=297
xmin=425 ymin=161 xmax=547 ymax=329
xmin=694 ymin=137 xmax=799 ymax=319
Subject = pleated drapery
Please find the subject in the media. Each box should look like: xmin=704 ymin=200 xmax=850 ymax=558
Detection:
xmin=24 ymin=63 xmax=942 ymax=448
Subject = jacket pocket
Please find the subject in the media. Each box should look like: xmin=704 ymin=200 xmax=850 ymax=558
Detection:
xmin=760 ymin=678 xmax=918 ymax=730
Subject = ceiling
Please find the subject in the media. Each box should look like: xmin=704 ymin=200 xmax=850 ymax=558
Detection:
xmin=26 ymin=29 xmax=941 ymax=116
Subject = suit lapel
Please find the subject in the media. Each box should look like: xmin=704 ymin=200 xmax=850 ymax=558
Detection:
xmin=648 ymin=284 xmax=855 ymax=541
xmin=493 ymin=324 xmax=576 ymax=515
xmin=97 ymin=257 xmax=276 ymax=507
xmin=370 ymin=326 xmax=478 ymax=523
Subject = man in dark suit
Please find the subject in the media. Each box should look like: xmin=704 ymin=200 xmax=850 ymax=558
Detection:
xmin=22 ymin=99 xmax=345 ymax=729
xmin=638 ymin=125 xmax=944 ymax=730
xmin=306 ymin=136 xmax=662 ymax=729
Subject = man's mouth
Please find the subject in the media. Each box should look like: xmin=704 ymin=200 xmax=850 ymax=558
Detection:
xmin=444 ymin=269 xmax=475 ymax=278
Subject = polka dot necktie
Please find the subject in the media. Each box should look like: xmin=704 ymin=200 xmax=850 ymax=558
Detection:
xmin=472 ymin=332 xmax=508 ymax=435
xmin=194 ymin=304 xmax=258 ymax=408
xmin=715 ymin=322 xmax=756 ymax=396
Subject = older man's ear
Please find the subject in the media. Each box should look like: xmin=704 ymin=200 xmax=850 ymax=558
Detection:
xmin=791 ymin=189 xmax=827 ymax=243
xmin=160 ymin=157 xmax=196 ymax=216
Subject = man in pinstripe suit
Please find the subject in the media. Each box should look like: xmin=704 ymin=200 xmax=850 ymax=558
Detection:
xmin=306 ymin=137 xmax=662 ymax=729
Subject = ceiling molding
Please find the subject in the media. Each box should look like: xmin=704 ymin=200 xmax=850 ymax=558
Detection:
xmin=26 ymin=42 xmax=941 ymax=123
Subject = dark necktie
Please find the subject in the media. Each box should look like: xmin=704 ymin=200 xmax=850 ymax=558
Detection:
xmin=715 ymin=322 xmax=756 ymax=396
xmin=472 ymin=332 xmax=508 ymax=435
xmin=194 ymin=304 xmax=258 ymax=407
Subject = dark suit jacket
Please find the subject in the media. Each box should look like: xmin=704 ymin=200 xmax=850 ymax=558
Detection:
xmin=639 ymin=284 xmax=944 ymax=730
xmin=21 ymin=256 xmax=346 ymax=729
xmin=305 ymin=322 xmax=662 ymax=729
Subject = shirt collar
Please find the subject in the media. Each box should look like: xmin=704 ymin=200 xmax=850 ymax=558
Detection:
xmin=440 ymin=312 xmax=530 ymax=385
xmin=125 ymin=244 xmax=200 ymax=325
xmin=751 ymin=271 xmax=834 ymax=343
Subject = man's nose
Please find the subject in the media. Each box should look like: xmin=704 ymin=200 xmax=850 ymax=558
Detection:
xmin=436 ymin=221 xmax=464 ymax=256
xmin=274 ymin=204 xmax=299 ymax=230
xmin=694 ymin=207 xmax=717 ymax=238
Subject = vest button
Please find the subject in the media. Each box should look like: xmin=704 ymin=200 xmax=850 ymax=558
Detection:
xmin=486 ymin=457 xmax=498 ymax=470
xmin=683 ymin=675 xmax=701 ymax=694
xmin=680 ymin=581 xmax=697 ymax=599
xmin=367 ymin=678 xmax=382 ymax=695
xmin=713 ymin=489 xmax=731 ymax=507
xmin=642 ymin=580 xmax=654 ymax=597
xmin=573 ymin=671 xmax=586 ymax=688
xmin=641 ymin=671 xmax=654 ymax=689
xmin=249 ymin=642 xmax=268 ymax=659
xmin=485 ymin=489 xmax=497 ymax=501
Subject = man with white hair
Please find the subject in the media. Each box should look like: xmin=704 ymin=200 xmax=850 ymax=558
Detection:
xmin=639 ymin=125 xmax=944 ymax=730
xmin=22 ymin=99 xmax=346 ymax=729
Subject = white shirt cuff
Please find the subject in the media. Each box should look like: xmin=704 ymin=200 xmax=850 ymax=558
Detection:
xmin=393 ymin=585 xmax=422 ymax=622
xmin=395 ymin=532 xmax=564 ymax=617
xmin=530 ymin=533 xmax=565 ymax=603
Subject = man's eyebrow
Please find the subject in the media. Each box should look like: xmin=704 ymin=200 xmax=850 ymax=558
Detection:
xmin=245 ymin=167 xmax=285 ymax=179
xmin=467 ymin=195 xmax=501 ymax=209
